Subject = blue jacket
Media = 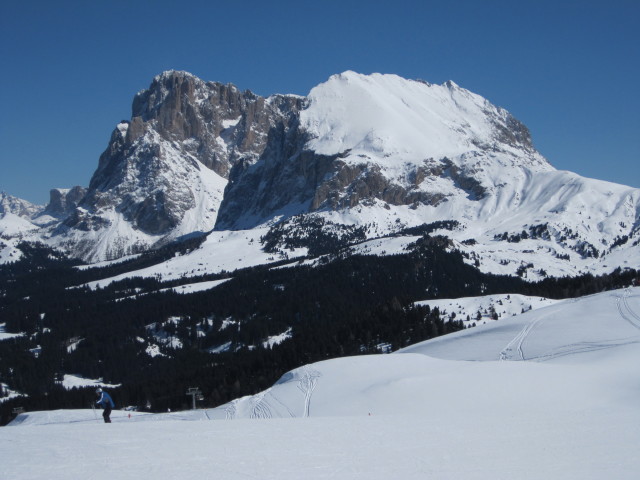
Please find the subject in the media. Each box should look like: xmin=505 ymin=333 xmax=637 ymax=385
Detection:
xmin=97 ymin=391 xmax=114 ymax=408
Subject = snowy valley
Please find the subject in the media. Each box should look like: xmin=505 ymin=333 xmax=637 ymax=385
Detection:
xmin=3 ymin=287 xmax=639 ymax=479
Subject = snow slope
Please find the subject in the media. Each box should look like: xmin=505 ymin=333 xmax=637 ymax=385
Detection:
xmin=81 ymin=228 xmax=306 ymax=290
xmin=210 ymin=288 xmax=640 ymax=419
xmin=3 ymin=287 xmax=639 ymax=479
xmin=296 ymin=72 xmax=640 ymax=278
xmin=0 ymin=212 xmax=38 ymax=236
xmin=302 ymin=71 xmax=548 ymax=167
xmin=415 ymin=293 xmax=560 ymax=326
xmin=402 ymin=287 xmax=640 ymax=362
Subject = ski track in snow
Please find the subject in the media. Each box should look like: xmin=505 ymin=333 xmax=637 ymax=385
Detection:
xmin=500 ymin=288 xmax=640 ymax=363
xmin=224 ymin=401 xmax=236 ymax=420
xmin=268 ymin=391 xmax=296 ymax=418
xmin=527 ymin=338 xmax=640 ymax=362
xmin=499 ymin=315 xmax=545 ymax=361
xmin=297 ymin=367 xmax=321 ymax=418
xmin=250 ymin=390 xmax=272 ymax=419
xmin=618 ymin=288 xmax=640 ymax=330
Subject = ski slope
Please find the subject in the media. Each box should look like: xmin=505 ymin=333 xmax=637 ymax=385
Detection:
xmin=3 ymin=287 xmax=640 ymax=479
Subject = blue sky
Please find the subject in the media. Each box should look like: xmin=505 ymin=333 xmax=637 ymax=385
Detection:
xmin=1 ymin=0 xmax=638 ymax=205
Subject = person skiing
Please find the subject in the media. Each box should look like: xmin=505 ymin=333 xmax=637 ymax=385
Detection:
xmin=96 ymin=387 xmax=115 ymax=423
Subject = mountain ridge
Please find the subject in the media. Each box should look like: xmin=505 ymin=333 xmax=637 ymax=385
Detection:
xmin=0 ymin=70 xmax=638 ymax=276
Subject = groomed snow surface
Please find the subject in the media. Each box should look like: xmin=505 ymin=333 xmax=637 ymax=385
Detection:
xmin=3 ymin=287 xmax=640 ymax=479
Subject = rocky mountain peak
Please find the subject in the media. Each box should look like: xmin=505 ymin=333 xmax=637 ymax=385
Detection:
xmin=49 ymin=71 xmax=304 ymax=260
xmin=42 ymin=186 xmax=87 ymax=219
xmin=0 ymin=192 xmax=42 ymax=219
xmin=216 ymin=71 xmax=553 ymax=229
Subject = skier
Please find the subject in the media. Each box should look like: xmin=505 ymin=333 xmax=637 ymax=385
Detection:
xmin=96 ymin=387 xmax=115 ymax=423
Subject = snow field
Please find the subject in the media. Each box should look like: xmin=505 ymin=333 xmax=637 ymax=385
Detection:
xmin=415 ymin=293 xmax=559 ymax=326
xmin=2 ymin=411 xmax=638 ymax=480
xmin=3 ymin=288 xmax=640 ymax=479
xmin=81 ymin=228 xmax=300 ymax=291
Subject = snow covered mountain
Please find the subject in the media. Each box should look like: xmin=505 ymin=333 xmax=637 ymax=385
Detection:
xmin=4 ymin=287 xmax=639 ymax=479
xmin=0 ymin=192 xmax=42 ymax=219
xmin=215 ymin=71 xmax=552 ymax=228
xmin=1 ymin=70 xmax=639 ymax=276
xmin=33 ymin=71 xmax=304 ymax=261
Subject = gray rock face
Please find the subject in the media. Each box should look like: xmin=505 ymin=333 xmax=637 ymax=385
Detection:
xmin=43 ymin=186 xmax=86 ymax=219
xmin=215 ymin=150 xmax=486 ymax=229
xmin=0 ymin=192 xmax=43 ymax=218
xmin=125 ymin=71 xmax=304 ymax=177
xmin=69 ymin=71 xmax=304 ymax=237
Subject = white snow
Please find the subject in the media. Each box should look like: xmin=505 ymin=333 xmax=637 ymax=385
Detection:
xmin=0 ymin=238 xmax=21 ymax=263
xmin=61 ymin=375 xmax=120 ymax=391
xmin=207 ymin=341 xmax=232 ymax=354
xmin=0 ymin=382 xmax=24 ymax=403
xmin=116 ymin=121 xmax=129 ymax=137
xmin=262 ymin=327 xmax=292 ymax=349
xmin=167 ymin=278 xmax=231 ymax=294
xmin=221 ymin=116 xmax=241 ymax=129
xmin=0 ymin=323 xmax=24 ymax=341
xmin=3 ymin=287 xmax=639 ymax=479
xmin=302 ymin=72 xmax=500 ymax=162
xmin=145 ymin=344 xmax=166 ymax=358
xmin=0 ymin=212 xmax=38 ymax=236
xmin=81 ymin=228 xmax=304 ymax=290
xmin=65 ymin=337 xmax=83 ymax=353
xmin=348 ymin=234 xmax=421 ymax=256
xmin=415 ymin=293 xmax=560 ymax=326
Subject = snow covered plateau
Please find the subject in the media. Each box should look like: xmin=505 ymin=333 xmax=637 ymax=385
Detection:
xmin=3 ymin=287 xmax=640 ymax=479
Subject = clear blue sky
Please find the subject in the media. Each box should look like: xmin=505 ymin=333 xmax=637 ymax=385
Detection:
xmin=1 ymin=0 xmax=638 ymax=205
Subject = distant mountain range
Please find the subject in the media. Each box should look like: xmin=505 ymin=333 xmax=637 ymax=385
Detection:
xmin=1 ymin=70 xmax=639 ymax=279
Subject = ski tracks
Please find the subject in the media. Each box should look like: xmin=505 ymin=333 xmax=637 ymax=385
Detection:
xmin=525 ymin=338 xmax=640 ymax=362
xmin=500 ymin=288 xmax=640 ymax=363
xmin=297 ymin=366 xmax=321 ymax=418
xmin=224 ymin=367 xmax=321 ymax=419
xmin=617 ymin=288 xmax=640 ymax=330
xmin=249 ymin=390 xmax=272 ymax=419
xmin=224 ymin=401 xmax=237 ymax=420
xmin=252 ymin=366 xmax=322 ymax=419
xmin=222 ymin=391 xmax=275 ymax=419
xmin=500 ymin=315 xmax=544 ymax=361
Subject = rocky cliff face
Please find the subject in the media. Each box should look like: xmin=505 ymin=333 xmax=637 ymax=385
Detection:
xmin=93 ymin=71 xmax=304 ymax=184
xmin=55 ymin=71 xmax=303 ymax=260
xmin=42 ymin=187 xmax=86 ymax=219
xmin=0 ymin=192 xmax=42 ymax=219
